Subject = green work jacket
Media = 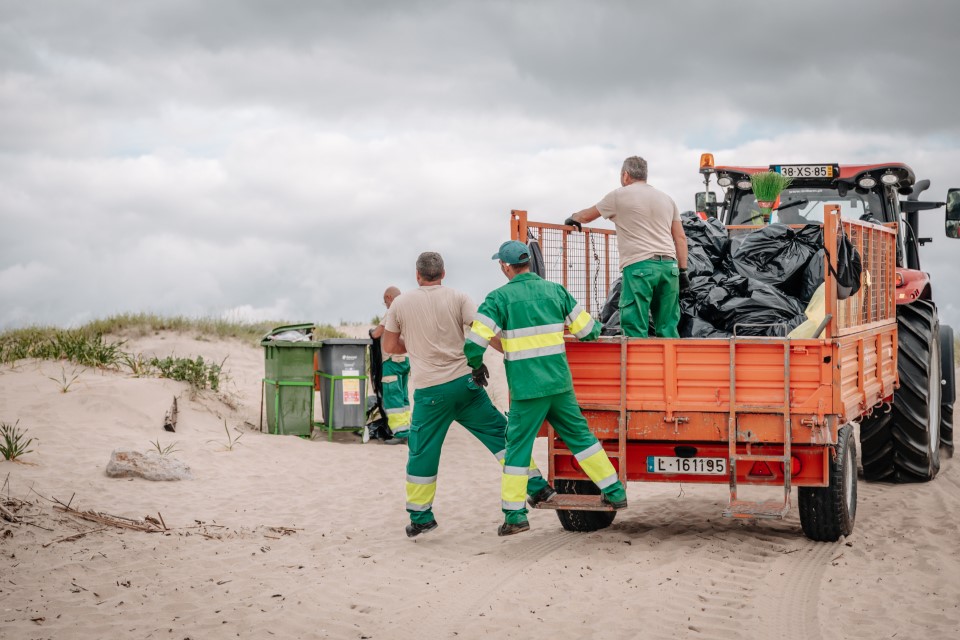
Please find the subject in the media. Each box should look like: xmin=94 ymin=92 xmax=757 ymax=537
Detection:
xmin=464 ymin=272 xmax=600 ymax=400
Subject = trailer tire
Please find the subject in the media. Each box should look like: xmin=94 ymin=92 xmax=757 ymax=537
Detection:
xmin=939 ymin=324 xmax=955 ymax=457
xmin=554 ymin=479 xmax=616 ymax=532
xmin=859 ymin=300 xmax=941 ymax=482
xmin=799 ymin=424 xmax=857 ymax=542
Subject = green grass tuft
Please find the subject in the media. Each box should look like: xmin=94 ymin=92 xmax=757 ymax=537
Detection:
xmin=0 ymin=420 xmax=35 ymax=461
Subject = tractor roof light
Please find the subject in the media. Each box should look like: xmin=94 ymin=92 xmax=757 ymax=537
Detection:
xmin=881 ymin=172 xmax=900 ymax=185
xmin=736 ymin=179 xmax=752 ymax=190
xmin=717 ymin=175 xmax=733 ymax=187
xmin=858 ymin=176 xmax=877 ymax=189
xmin=699 ymin=153 xmax=715 ymax=174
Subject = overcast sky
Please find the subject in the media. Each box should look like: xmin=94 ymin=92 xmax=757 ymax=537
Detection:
xmin=2 ymin=0 xmax=959 ymax=332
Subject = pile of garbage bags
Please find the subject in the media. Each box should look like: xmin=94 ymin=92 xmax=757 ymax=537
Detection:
xmin=601 ymin=213 xmax=827 ymax=338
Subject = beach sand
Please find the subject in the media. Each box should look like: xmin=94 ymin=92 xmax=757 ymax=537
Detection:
xmin=2 ymin=328 xmax=958 ymax=639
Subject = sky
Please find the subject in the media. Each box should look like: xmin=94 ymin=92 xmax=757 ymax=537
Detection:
xmin=2 ymin=0 xmax=959 ymax=331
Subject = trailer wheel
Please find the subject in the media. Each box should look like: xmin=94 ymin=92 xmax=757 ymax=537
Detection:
xmin=799 ymin=424 xmax=857 ymax=542
xmin=554 ymin=479 xmax=616 ymax=532
xmin=939 ymin=324 xmax=955 ymax=457
xmin=859 ymin=300 xmax=941 ymax=482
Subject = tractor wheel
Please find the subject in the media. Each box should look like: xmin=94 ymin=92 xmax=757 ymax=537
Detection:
xmin=799 ymin=424 xmax=857 ymax=542
xmin=554 ymin=479 xmax=617 ymax=532
xmin=860 ymin=300 xmax=942 ymax=482
xmin=940 ymin=324 xmax=955 ymax=457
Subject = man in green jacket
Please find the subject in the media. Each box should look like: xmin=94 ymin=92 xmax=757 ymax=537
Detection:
xmin=465 ymin=240 xmax=628 ymax=536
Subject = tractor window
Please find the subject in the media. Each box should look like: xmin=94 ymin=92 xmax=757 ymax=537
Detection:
xmin=730 ymin=188 xmax=883 ymax=225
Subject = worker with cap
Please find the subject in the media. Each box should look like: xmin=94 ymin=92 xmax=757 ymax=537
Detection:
xmin=465 ymin=240 xmax=628 ymax=536
xmin=383 ymin=251 xmax=555 ymax=538
xmin=370 ymin=286 xmax=411 ymax=441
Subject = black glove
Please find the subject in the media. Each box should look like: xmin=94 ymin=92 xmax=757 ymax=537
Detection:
xmin=678 ymin=267 xmax=691 ymax=292
xmin=368 ymin=328 xmax=377 ymax=339
xmin=471 ymin=364 xmax=489 ymax=388
xmin=563 ymin=216 xmax=582 ymax=232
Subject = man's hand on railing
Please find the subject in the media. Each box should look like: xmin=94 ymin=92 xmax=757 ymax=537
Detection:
xmin=563 ymin=216 xmax=582 ymax=232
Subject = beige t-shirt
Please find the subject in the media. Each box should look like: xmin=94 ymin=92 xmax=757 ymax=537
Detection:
xmin=378 ymin=308 xmax=407 ymax=364
xmin=384 ymin=285 xmax=475 ymax=389
xmin=596 ymin=182 xmax=680 ymax=270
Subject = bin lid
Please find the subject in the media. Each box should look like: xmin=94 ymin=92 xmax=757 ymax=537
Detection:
xmin=321 ymin=338 xmax=372 ymax=346
xmin=260 ymin=323 xmax=323 ymax=346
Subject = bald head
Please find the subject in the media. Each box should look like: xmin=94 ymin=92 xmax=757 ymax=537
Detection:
xmin=383 ymin=286 xmax=401 ymax=308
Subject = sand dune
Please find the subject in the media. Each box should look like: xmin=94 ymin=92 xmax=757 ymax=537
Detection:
xmin=1 ymin=330 xmax=958 ymax=639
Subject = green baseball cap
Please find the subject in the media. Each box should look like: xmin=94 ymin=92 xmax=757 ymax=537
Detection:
xmin=491 ymin=240 xmax=530 ymax=265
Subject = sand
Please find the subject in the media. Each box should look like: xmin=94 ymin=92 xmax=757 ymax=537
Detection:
xmin=1 ymin=328 xmax=959 ymax=639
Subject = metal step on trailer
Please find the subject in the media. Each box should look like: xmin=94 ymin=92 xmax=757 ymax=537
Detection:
xmin=724 ymin=333 xmax=793 ymax=520
xmin=532 ymin=494 xmax=615 ymax=512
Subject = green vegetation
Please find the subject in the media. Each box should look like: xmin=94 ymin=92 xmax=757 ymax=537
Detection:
xmin=0 ymin=420 xmax=35 ymax=461
xmin=208 ymin=419 xmax=244 ymax=451
xmin=150 ymin=439 xmax=180 ymax=457
xmin=750 ymin=171 xmax=793 ymax=222
xmin=150 ymin=355 xmax=225 ymax=392
xmin=47 ymin=366 xmax=82 ymax=393
xmin=0 ymin=328 xmax=125 ymax=367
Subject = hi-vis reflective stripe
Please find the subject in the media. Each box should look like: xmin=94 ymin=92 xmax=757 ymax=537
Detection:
xmin=576 ymin=442 xmax=618 ymax=490
xmin=406 ymin=474 xmax=437 ymax=512
xmin=565 ymin=305 xmax=596 ymax=339
xmin=498 ymin=453 xmax=543 ymax=479
xmin=501 ymin=322 xmax=565 ymax=361
xmin=501 ymin=465 xmax=529 ymax=511
xmin=386 ymin=408 xmax=412 ymax=428
xmin=466 ymin=313 xmax=500 ymax=348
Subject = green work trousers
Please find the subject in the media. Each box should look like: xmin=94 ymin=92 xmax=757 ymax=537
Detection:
xmin=620 ymin=258 xmax=681 ymax=338
xmin=502 ymin=389 xmax=627 ymax=525
xmin=382 ymin=358 xmax=411 ymax=437
xmin=405 ymin=374 xmax=550 ymax=525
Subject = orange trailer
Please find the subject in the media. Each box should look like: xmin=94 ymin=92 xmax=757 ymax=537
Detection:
xmin=510 ymin=205 xmax=899 ymax=541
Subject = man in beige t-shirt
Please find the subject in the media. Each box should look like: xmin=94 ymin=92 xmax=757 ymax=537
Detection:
xmin=565 ymin=155 xmax=689 ymax=337
xmin=383 ymin=251 xmax=553 ymax=538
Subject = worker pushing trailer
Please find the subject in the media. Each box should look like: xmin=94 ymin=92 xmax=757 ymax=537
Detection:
xmin=511 ymin=156 xmax=956 ymax=542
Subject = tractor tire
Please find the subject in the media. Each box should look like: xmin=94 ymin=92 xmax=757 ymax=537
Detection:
xmin=554 ymin=479 xmax=616 ymax=533
xmin=799 ymin=424 xmax=857 ymax=541
xmin=860 ymin=300 xmax=942 ymax=482
xmin=940 ymin=324 xmax=955 ymax=457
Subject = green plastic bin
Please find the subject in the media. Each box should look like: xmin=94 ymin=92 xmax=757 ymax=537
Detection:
xmin=260 ymin=323 xmax=323 ymax=436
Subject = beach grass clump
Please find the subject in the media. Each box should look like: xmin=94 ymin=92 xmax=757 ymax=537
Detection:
xmin=150 ymin=439 xmax=180 ymax=457
xmin=208 ymin=419 xmax=243 ymax=451
xmin=149 ymin=355 xmax=226 ymax=392
xmin=0 ymin=328 xmax=124 ymax=367
xmin=0 ymin=420 xmax=35 ymax=461
xmin=47 ymin=366 xmax=82 ymax=393
xmin=81 ymin=313 xmax=345 ymax=344
xmin=750 ymin=171 xmax=793 ymax=222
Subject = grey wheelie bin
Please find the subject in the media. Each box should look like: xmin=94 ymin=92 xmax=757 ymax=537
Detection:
xmin=316 ymin=338 xmax=372 ymax=441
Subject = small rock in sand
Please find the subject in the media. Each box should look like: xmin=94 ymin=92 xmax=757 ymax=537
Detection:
xmin=105 ymin=449 xmax=191 ymax=481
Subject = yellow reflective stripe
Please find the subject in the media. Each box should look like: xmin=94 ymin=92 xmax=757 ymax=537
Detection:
xmin=470 ymin=320 xmax=496 ymax=341
xmin=579 ymin=448 xmax=617 ymax=487
xmin=387 ymin=411 xmax=412 ymax=428
xmin=501 ymin=470 xmax=528 ymax=508
xmin=568 ymin=310 xmax=593 ymax=336
xmin=406 ymin=481 xmax=437 ymax=508
xmin=501 ymin=331 xmax=564 ymax=353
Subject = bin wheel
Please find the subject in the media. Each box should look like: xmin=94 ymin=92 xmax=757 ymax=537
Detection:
xmin=799 ymin=424 xmax=857 ymax=542
xmin=555 ymin=479 xmax=616 ymax=532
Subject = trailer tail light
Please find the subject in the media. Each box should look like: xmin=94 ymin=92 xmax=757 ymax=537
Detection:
xmin=779 ymin=456 xmax=802 ymax=477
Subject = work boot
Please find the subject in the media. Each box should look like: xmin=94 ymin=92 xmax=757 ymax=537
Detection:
xmin=527 ymin=486 xmax=557 ymax=508
xmin=497 ymin=520 xmax=530 ymax=537
xmin=383 ymin=437 xmax=404 ymax=445
xmin=405 ymin=520 xmax=438 ymax=538
xmin=600 ymin=493 xmax=628 ymax=510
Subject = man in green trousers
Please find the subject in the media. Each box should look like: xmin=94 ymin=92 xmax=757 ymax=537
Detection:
xmin=465 ymin=241 xmax=629 ymax=536
xmin=370 ymin=286 xmax=411 ymax=441
xmin=383 ymin=251 xmax=554 ymax=538
xmin=564 ymin=155 xmax=690 ymax=337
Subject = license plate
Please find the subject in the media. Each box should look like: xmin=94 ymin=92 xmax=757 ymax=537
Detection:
xmin=772 ymin=164 xmax=835 ymax=179
xmin=647 ymin=456 xmax=727 ymax=475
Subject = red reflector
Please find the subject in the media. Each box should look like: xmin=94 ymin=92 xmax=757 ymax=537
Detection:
xmin=749 ymin=461 xmax=774 ymax=477
xmin=779 ymin=456 xmax=802 ymax=477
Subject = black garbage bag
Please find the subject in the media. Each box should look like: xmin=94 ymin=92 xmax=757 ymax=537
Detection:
xmin=687 ymin=245 xmax=715 ymax=278
xmin=828 ymin=227 xmax=863 ymax=300
xmin=601 ymin=277 xmax=622 ymax=324
xmin=365 ymin=336 xmax=396 ymax=441
xmin=719 ymin=281 xmax=807 ymax=336
xmin=601 ymin=310 xmax=621 ymax=336
xmin=680 ymin=315 xmax=731 ymax=338
xmin=527 ymin=235 xmax=546 ymax=278
xmin=682 ymin=212 xmax=730 ymax=266
xmin=800 ymin=249 xmax=825 ymax=303
xmin=730 ymin=223 xmax=821 ymax=296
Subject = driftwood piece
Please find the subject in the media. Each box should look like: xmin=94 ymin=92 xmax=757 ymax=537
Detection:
xmin=163 ymin=396 xmax=179 ymax=432
xmin=0 ymin=502 xmax=19 ymax=523
xmin=54 ymin=504 xmax=164 ymax=533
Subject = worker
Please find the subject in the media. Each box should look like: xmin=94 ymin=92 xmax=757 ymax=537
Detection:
xmin=370 ymin=286 xmax=411 ymax=442
xmin=564 ymin=155 xmax=689 ymax=338
xmin=383 ymin=251 xmax=554 ymax=538
xmin=465 ymin=240 xmax=628 ymax=536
